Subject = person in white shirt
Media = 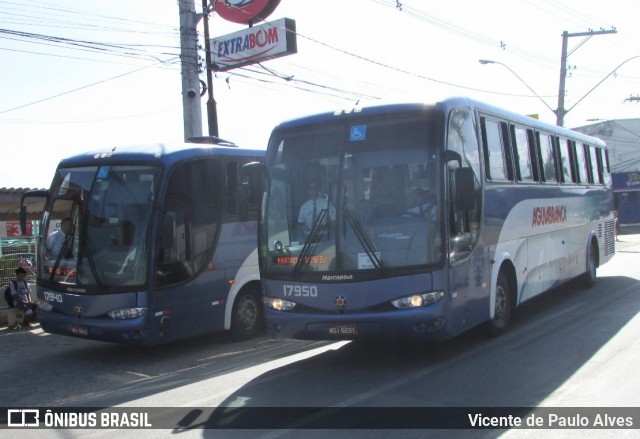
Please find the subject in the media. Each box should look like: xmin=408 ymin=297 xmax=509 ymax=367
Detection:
xmin=46 ymin=217 xmax=73 ymax=258
xmin=298 ymin=182 xmax=333 ymax=237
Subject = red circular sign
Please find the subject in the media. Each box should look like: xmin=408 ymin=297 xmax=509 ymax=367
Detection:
xmin=214 ymin=0 xmax=281 ymax=24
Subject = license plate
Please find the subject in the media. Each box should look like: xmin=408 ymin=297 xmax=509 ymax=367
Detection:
xmin=69 ymin=324 xmax=89 ymax=336
xmin=327 ymin=324 xmax=358 ymax=336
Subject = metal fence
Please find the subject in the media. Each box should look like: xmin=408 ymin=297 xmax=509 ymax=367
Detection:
xmin=1 ymin=238 xmax=37 ymax=291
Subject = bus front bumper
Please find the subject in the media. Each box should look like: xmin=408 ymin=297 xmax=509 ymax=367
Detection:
xmin=37 ymin=309 xmax=153 ymax=345
xmin=264 ymin=307 xmax=450 ymax=341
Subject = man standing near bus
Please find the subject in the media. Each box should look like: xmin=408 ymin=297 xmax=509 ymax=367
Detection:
xmin=10 ymin=267 xmax=38 ymax=328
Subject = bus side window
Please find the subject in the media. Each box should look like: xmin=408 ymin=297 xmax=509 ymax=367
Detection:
xmin=594 ymin=147 xmax=605 ymax=184
xmin=243 ymin=158 xmax=264 ymax=219
xmin=537 ymin=132 xmax=558 ymax=183
xmin=557 ymin=138 xmax=575 ymax=183
xmin=511 ymin=125 xmax=533 ymax=182
xmin=584 ymin=144 xmax=596 ymax=184
xmin=226 ymin=161 xmax=239 ymax=216
xmin=155 ymin=158 xmax=221 ymax=287
xmin=481 ymin=117 xmax=510 ymax=181
xmin=603 ymin=148 xmax=611 ymax=173
xmin=230 ymin=158 xmax=263 ymax=220
xmin=573 ymin=141 xmax=589 ymax=184
xmin=157 ymin=209 xmax=192 ymax=285
xmin=602 ymin=148 xmax=612 ymax=186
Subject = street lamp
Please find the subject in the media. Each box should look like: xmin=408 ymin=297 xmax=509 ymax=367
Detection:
xmin=479 ymin=59 xmax=557 ymax=117
xmin=560 ymin=55 xmax=640 ymax=123
xmin=481 ymin=56 xmax=640 ymax=127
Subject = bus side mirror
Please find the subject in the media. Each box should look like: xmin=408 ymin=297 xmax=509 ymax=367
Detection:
xmin=20 ymin=190 xmax=49 ymax=235
xmin=454 ymin=167 xmax=475 ymax=211
xmin=19 ymin=205 xmax=27 ymax=235
xmin=443 ymin=150 xmax=462 ymax=167
xmin=239 ymin=162 xmax=265 ymax=222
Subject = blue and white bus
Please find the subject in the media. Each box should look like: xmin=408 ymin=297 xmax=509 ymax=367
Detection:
xmin=257 ymin=97 xmax=615 ymax=341
xmin=21 ymin=140 xmax=264 ymax=345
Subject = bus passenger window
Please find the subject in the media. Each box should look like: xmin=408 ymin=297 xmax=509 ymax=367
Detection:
xmin=557 ymin=139 xmax=574 ymax=183
xmin=594 ymin=147 xmax=605 ymax=184
xmin=537 ymin=133 xmax=557 ymax=182
xmin=512 ymin=126 xmax=533 ymax=181
xmin=481 ymin=119 xmax=509 ymax=181
xmin=584 ymin=144 xmax=596 ymax=183
xmin=155 ymin=158 xmax=221 ymax=286
xmin=574 ymin=142 xmax=588 ymax=183
xmin=226 ymin=161 xmax=239 ymax=215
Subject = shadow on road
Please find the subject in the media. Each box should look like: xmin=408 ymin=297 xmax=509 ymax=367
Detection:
xmin=2 ymin=265 xmax=639 ymax=437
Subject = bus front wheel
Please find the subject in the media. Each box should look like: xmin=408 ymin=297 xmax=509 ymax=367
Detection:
xmin=487 ymin=273 xmax=512 ymax=337
xmin=230 ymin=285 xmax=264 ymax=341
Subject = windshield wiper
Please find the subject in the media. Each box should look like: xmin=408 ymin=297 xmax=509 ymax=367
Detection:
xmin=78 ymin=236 xmax=105 ymax=289
xmin=343 ymin=207 xmax=386 ymax=274
xmin=294 ymin=184 xmax=334 ymax=276
xmin=48 ymin=233 xmax=74 ymax=282
xmin=293 ymin=207 xmax=329 ymax=276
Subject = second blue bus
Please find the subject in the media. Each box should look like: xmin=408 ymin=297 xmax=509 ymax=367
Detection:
xmin=22 ymin=140 xmax=264 ymax=345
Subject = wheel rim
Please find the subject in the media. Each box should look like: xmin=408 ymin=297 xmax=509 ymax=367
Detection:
xmin=236 ymin=296 xmax=258 ymax=330
xmin=494 ymin=284 xmax=508 ymax=326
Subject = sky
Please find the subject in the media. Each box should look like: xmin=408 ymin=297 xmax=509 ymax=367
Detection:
xmin=1 ymin=0 xmax=639 ymax=189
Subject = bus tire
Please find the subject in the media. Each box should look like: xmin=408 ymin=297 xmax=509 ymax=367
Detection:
xmin=487 ymin=272 xmax=512 ymax=337
xmin=230 ymin=285 xmax=264 ymax=341
xmin=580 ymin=240 xmax=598 ymax=288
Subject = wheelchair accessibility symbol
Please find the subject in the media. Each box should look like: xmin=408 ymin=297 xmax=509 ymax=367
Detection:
xmin=349 ymin=125 xmax=367 ymax=141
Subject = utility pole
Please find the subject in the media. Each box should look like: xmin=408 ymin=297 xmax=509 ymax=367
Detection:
xmin=201 ymin=0 xmax=219 ymax=137
xmin=556 ymin=28 xmax=617 ymax=126
xmin=178 ymin=0 xmax=203 ymax=140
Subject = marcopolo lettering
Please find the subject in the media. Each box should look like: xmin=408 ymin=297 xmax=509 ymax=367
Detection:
xmin=532 ymin=205 xmax=567 ymax=227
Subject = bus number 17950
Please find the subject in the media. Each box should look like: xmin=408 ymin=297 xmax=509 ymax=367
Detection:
xmin=283 ymin=285 xmax=318 ymax=297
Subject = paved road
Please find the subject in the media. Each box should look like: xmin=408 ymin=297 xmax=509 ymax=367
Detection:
xmin=2 ymin=230 xmax=638 ymax=438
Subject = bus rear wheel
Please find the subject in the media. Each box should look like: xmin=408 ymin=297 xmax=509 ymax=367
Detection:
xmin=230 ymin=286 xmax=264 ymax=341
xmin=579 ymin=241 xmax=598 ymax=288
xmin=487 ymin=273 xmax=511 ymax=337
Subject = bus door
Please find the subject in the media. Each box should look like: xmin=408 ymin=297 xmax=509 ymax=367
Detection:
xmin=446 ymin=107 xmax=486 ymax=331
xmin=153 ymin=157 xmax=224 ymax=338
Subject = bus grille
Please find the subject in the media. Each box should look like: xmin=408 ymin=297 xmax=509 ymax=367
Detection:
xmin=599 ymin=220 xmax=615 ymax=256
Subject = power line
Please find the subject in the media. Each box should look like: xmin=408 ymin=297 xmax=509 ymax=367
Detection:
xmin=370 ymin=0 xmax=558 ymax=67
xmin=0 ymin=45 xmax=179 ymax=67
xmin=294 ymin=29 xmax=537 ymax=97
xmin=0 ymin=60 xmax=176 ymax=116
xmin=0 ymin=0 xmax=177 ymax=32
xmin=0 ymin=28 xmax=180 ymax=62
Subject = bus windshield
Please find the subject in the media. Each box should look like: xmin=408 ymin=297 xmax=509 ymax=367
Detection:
xmin=262 ymin=114 xmax=444 ymax=278
xmin=42 ymin=165 xmax=161 ymax=291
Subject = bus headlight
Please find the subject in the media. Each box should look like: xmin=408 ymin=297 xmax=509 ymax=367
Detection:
xmin=263 ymin=296 xmax=296 ymax=311
xmin=391 ymin=291 xmax=444 ymax=309
xmin=37 ymin=301 xmax=54 ymax=312
xmin=108 ymin=307 xmax=147 ymax=320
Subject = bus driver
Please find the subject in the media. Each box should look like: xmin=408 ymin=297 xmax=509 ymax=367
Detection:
xmin=298 ymin=182 xmax=334 ymax=238
xmin=46 ymin=217 xmax=73 ymax=259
